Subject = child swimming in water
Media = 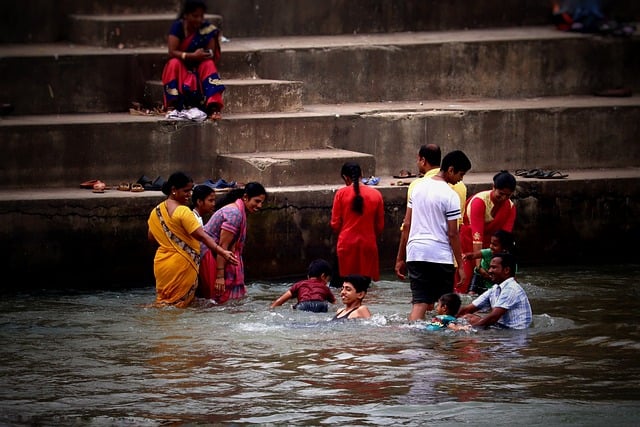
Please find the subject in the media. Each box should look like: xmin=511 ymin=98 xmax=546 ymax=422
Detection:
xmin=424 ymin=293 xmax=471 ymax=331
xmin=333 ymin=275 xmax=372 ymax=320
xmin=270 ymin=259 xmax=336 ymax=312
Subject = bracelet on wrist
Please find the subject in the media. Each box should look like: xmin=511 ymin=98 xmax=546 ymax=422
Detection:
xmin=181 ymin=51 xmax=186 ymax=60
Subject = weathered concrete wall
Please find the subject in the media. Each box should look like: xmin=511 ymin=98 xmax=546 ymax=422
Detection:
xmin=2 ymin=176 xmax=638 ymax=292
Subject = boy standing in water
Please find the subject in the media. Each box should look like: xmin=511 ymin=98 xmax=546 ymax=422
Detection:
xmin=463 ymin=230 xmax=516 ymax=296
xmin=270 ymin=259 xmax=336 ymax=312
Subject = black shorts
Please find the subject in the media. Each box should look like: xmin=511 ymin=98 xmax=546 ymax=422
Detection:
xmin=406 ymin=261 xmax=455 ymax=305
xmin=294 ymin=301 xmax=329 ymax=313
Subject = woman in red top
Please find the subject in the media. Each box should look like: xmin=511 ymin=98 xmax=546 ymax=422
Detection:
xmin=330 ymin=162 xmax=385 ymax=282
xmin=456 ymin=170 xmax=517 ymax=293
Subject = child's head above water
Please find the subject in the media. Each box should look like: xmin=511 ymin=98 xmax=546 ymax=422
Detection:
xmin=437 ymin=293 xmax=461 ymax=316
xmin=307 ymin=258 xmax=333 ymax=280
xmin=343 ymin=275 xmax=371 ymax=294
xmin=490 ymin=230 xmax=515 ymax=254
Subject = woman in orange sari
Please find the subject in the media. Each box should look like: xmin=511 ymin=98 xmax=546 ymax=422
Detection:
xmin=456 ymin=170 xmax=517 ymax=294
xmin=162 ymin=0 xmax=225 ymax=119
xmin=147 ymin=171 xmax=236 ymax=308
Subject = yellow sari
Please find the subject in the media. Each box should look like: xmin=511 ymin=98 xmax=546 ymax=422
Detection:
xmin=148 ymin=202 xmax=201 ymax=308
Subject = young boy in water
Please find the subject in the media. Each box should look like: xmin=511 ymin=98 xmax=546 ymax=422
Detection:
xmin=462 ymin=229 xmax=515 ymax=295
xmin=333 ymin=275 xmax=372 ymax=320
xmin=424 ymin=293 xmax=471 ymax=331
xmin=270 ymin=259 xmax=336 ymax=312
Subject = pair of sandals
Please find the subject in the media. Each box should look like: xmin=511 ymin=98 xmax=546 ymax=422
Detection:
xmin=393 ymin=169 xmax=417 ymax=179
xmin=361 ymin=176 xmax=380 ymax=186
xmin=201 ymin=178 xmax=237 ymax=189
xmin=117 ymin=182 xmax=145 ymax=192
xmin=515 ymin=169 xmax=569 ymax=179
xmin=80 ymin=179 xmax=108 ymax=193
xmin=137 ymin=175 xmax=165 ymax=191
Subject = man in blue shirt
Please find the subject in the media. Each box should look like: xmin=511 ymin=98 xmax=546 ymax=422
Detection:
xmin=457 ymin=252 xmax=532 ymax=329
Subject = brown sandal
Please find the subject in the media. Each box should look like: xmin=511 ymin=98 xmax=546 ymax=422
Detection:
xmin=117 ymin=182 xmax=131 ymax=191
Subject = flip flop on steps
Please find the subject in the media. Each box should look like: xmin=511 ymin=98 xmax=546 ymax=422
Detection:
xmin=92 ymin=181 xmax=107 ymax=193
xmin=393 ymin=169 xmax=417 ymax=179
xmin=81 ymin=179 xmax=101 ymax=189
xmin=538 ymin=170 xmax=569 ymax=179
xmin=523 ymin=169 xmax=545 ymax=178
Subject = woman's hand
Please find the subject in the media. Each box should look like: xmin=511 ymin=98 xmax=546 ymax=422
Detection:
xmin=191 ymin=48 xmax=213 ymax=61
xmin=221 ymin=249 xmax=238 ymax=265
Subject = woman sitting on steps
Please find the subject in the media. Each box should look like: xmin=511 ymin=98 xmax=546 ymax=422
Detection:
xmin=162 ymin=0 xmax=225 ymax=120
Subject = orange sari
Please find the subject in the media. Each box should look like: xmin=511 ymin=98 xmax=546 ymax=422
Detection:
xmin=148 ymin=202 xmax=202 ymax=308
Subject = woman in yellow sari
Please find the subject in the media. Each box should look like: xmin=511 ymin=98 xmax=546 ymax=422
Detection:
xmin=147 ymin=171 xmax=237 ymax=308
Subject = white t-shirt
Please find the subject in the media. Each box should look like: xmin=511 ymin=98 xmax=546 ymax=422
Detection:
xmin=192 ymin=209 xmax=203 ymax=226
xmin=406 ymin=177 xmax=461 ymax=264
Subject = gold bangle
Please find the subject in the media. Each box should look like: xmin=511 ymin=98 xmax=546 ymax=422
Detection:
xmin=181 ymin=52 xmax=186 ymax=60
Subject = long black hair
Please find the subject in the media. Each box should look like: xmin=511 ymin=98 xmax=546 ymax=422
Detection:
xmin=340 ymin=162 xmax=364 ymax=214
xmin=216 ymin=182 xmax=267 ymax=210
xmin=178 ymin=0 xmax=206 ymax=19
xmin=162 ymin=171 xmax=193 ymax=196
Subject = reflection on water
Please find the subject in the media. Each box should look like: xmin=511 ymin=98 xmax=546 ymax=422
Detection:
xmin=1 ymin=264 xmax=639 ymax=425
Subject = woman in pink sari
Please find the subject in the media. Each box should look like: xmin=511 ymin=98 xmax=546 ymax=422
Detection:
xmin=162 ymin=0 xmax=225 ymax=119
xmin=456 ymin=170 xmax=517 ymax=294
xmin=198 ymin=182 xmax=267 ymax=303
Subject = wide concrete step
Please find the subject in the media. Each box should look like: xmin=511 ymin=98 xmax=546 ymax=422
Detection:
xmin=1 ymin=96 xmax=638 ymax=190
xmin=65 ymin=0 xmax=555 ymax=44
xmin=217 ymin=149 xmax=375 ymax=187
xmin=67 ymin=13 xmax=224 ymax=48
xmin=5 ymin=0 xmax=639 ymax=44
xmin=144 ymin=79 xmax=304 ymax=113
xmin=1 ymin=28 xmax=638 ymax=115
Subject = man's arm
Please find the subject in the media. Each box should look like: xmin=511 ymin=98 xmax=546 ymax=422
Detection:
xmin=395 ymin=207 xmax=412 ymax=280
xmin=464 ymin=307 xmax=507 ymax=328
xmin=447 ymin=218 xmax=465 ymax=287
xmin=456 ymin=302 xmax=478 ymax=317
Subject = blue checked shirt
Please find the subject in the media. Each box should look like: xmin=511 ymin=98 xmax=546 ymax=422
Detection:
xmin=472 ymin=277 xmax=532 ymax=329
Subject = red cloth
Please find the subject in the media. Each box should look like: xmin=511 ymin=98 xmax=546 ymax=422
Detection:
xmin=330 ymin=184 xmax=384 ymax=281
xmin=456 ymin=190 xmax=516 ymax=293
xmin=162 ymin=58 xmax=224 ymax=110
xmin=289 ymin=277 xmax=336 ymax=303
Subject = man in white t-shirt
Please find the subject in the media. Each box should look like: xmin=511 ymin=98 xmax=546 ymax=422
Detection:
xmin=395 ymin=150 xmax=471 ymax=321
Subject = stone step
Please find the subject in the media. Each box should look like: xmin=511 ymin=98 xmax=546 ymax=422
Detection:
xmin=217 ymin=149 xmax=375 ymax=187
xmin=143 ymin=79 xmax=304 ymax=114
xmin=5 ymin=0 xmax=639 ymax=44
xmin=1 ymin=97 xmax=638 ymax=190
xmin=67 ymin=13 xmax=224 ymax=48
xmin=1 ymin=28 xmax=637 ymax=115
